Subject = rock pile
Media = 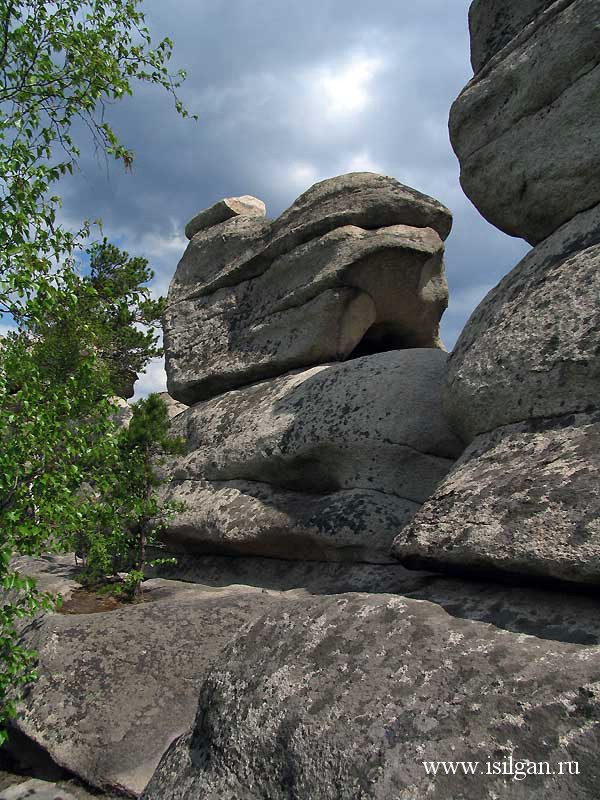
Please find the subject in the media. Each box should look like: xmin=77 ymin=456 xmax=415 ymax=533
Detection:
xmin=393 ymin=0 xmax=600 ymax=585
xmin=161 ymin=172 xmax=462 ymax=563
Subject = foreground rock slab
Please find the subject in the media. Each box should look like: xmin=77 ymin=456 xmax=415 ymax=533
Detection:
xmin=11 ymin=581 xmax=282 ymax=796
xmin=143 ymin=584 xmax=600 ymax=800
xmin=9 ymin=556 xmax=422 ymax=797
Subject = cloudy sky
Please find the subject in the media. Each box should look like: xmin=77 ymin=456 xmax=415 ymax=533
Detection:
xmin=59 ymin=0 xmax=530 ymax=397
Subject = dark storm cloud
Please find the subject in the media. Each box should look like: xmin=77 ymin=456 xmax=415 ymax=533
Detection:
xmin=58 ymin=0 xmax=530 ymax=395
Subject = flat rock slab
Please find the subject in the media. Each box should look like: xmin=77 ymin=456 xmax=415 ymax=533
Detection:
xmin=11 ymin=582 xmax=283 ymax=797
xmin=184 ymin=195 xmax=266 ymax=240
xmin=8 ymin=555 xmax=429 ymax=797
xmin=142 ymin=584 xmax=600 ymax=799
xmin=165 ymin=172 xmax=452 ymax=405
xmin=444 ymin=203 xmax=600 ymax=443
xmin=165 ymin=223 xmax=448 ymax=403
xmin=161 ymin=350 xmax=462 ymax=562
xmin=392 ymin=410 xmax=600 ymax=586
xmin=450 ymin=0 xmax=600 ymax=243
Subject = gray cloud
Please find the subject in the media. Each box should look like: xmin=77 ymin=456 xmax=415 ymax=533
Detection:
xmin=57 ymin=0 xmax=530 ymax=396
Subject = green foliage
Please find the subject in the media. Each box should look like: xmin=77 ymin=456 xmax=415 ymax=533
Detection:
xmin=0 ymin=0 xmax=196 ymax=323
xmin=77 ymin=394 xmax=185 ymax=599
xmin=32 ymin=239 xmax=164 ymax=397
xmin=0 ymin=329 xmax=123 ymax=739
xmin=0 ymin=0 xmax=194 ymax=741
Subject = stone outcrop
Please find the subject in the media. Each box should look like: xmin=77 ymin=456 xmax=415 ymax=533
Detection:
xmin=6 ymin=556 xmax=425 ymax=797
xmin=444 ymin=205 xmax=600 ymax=443
xmin=450 ymin=0 xmax=600 ymax=244
xmin=394 ymin=2 xmax=600 ymax=586
xmin=393 ymin=410 xmax=600 ymax=584
xmin=468 ymin=0 xmax=555 ymax=72
xmin=143 ymin=584 xmax=600 ymax=800
xmin=160 ymin=349 xmax=462 ymax=563
xmin=159 ymin=173 xmax=459 ymax=563
xmin=165 ymin=172 xmax=452 ymax=404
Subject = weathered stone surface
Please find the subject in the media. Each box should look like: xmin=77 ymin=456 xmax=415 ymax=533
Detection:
xmin=165 ymin=224 xmax=448 ymax=402
xmin=268 ymin=172 xmax=453 ymax=249
xmin=450 ymin=0 xmax=600 ymax=243
xmin=392 ymin=410 xmax=600 ymax=585
xmin=156 ymin=392 xmax=187 ymax=419
xmin=184 ymin=195 xmax=266 ymax=240
xmin=160 ymin=350 xmax=462 ymax=561
xmin=165 ymin=173 xmax=453 ymax=404
xmin=0 ymin=779 xmax=78 ymax=800
xmin=11 ymin=580 xmax=281 ymax=796
xmin=147 ymin=553 xmax=425 ymax=595
xmin=143 ymin=585 xmax=600 ymax=800
xmin=161 ymin=480 xmax=418 ymax=563
xmin=469 ymin=0 xmax=556 ymax=73
xmin=8 ymin=555 xmax=430 ymax=796
xmin=444 ymin=204 xmax=600 ymax=443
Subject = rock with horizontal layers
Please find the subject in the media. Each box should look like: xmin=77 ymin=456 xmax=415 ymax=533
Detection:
xmin=444 ymin=204 xmax=600 ymax=443
xmin=160 ymin=350 xmax=463 ymax=562
xmin=165 ymin=173 xmax=452 ymax=404
xmin=450 ymin=0 xmax=600 ymax=243
xmin=161 ymin=480 xmax=418 ymax=563
xmin=165 ymin=223 xmax=448 ymax=402
xmin=184 ymin=195 xmax=266 ymax=240
xmin=392 ymin=410 xmax=600 ymax=585
xmin=468 ymin=0 xmax=555 ymax=73
xmin=143 ymin=584 xmax=600 ymax=800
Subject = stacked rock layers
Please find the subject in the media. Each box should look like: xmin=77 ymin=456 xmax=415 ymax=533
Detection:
xmin=393 ymin=0 xmax=600 ymax=585
xmin=162 ymin=172 xmax=463 ymax=563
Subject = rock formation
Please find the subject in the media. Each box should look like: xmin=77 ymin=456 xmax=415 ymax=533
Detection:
xmin=393 ymin=1 xmax=600 ymax=585
xmin=7 ymin=5 xmax=600 ymax=799
xmin=160 ymin=173 xmax=461 ymax=563
xmin=450 ymin=0 xmax=600 ymax=244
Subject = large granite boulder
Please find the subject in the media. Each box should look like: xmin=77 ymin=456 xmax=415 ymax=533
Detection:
xmin=468 ymin=0 xmax=556 ymax=73
xmin=450 ymin=0 xmax=600 ymax=244
xmin=392 ymin=410 xmax=600 ymax=584
xmin=160 ymin=349 xmax=463 ymax=562
xmin=393 ymin=207 xmax=600 ymax=586
xmin=444 ymin=204 xmax=600 ymax=443
xmin=143 ymin=583 xmax=600 ymax=800
xmin=165 ymin=173 xmax=452 ymax=404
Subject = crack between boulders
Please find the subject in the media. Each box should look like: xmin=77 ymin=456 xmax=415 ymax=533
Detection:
xmin=467 ymin=402 xmax=600 ymax=441
xmin=167 ymin=475 xmax=425 ymax=506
